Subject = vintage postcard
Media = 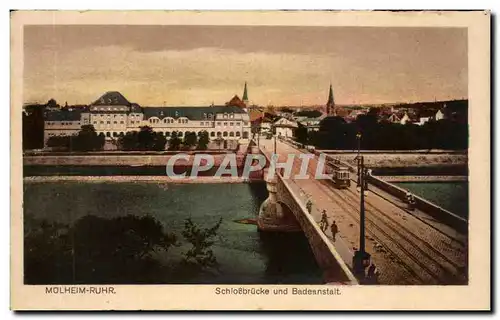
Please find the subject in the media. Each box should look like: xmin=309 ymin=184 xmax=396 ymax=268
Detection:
xmin=10 ymin=10 xmax=490 ymax=310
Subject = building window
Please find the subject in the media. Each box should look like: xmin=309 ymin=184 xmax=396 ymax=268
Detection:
xmin=236 ymin=122 xmax=240 ymax=126
xmin=100 ymin=121 xmax=104 ymax=124
xmin=106 ymin=132 xmax=111 ymax=137
xmin=230 ymin=122 xmax=234 ymax=126
xmin=165 ymin=132 xmax=170 ymax=137
xmin=229 ymin=132 xmax=234 ymax=137
xmin=93 ymin=121 xmax=97 ymax=124
xmin=217 ymin=122 xmax=221 ymax=126
xmin=178 ymin=119 xmax=182 ymax=124
xmin=113 ymin=121 xmax=117 ymax=124
xmin=223 ymin=131 xmax=228 ymax=137
xmin=113 ymin=132 xmax=118 ymax=137
xmin=230 ymin=113 xmax=234 ymax=119
xmin=243 ymin=121 xmax=248 ymax=126
xmin=217 ymin=132 xmax=221 ymax=137
xmin=224 ymin=122 xmax=228 ymax=126
xmin=210 ymin=132 xmax=215 ymax=137
xmin=120 ymin=121 xmax=124 ymax=124
xmin=107 ymin=121 xmax=110 ymax=124
xmin=200 ymin=122 xmax=204 ymax=126
xmin=178 ymin=132 xmax=183 ymax=137
xmin=236 ymin=131 xmax=241 ymax=137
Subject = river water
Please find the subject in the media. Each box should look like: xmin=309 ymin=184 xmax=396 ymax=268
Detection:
xmin=393 ymin=182 xmax=468 ymax=219
xmin=23 ymin=181 xmax=323 ymax=284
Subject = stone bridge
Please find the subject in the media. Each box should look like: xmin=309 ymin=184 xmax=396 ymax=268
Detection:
xmin=254 ymin=145 xmax=358 ymax=285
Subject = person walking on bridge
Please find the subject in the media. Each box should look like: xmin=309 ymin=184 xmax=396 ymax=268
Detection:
xmin=320 ymin=210 xmax=329 ymax=233
xmin=306 ymin=200 xmax=312 ymax=214
xmin=330 ymin=220 xmax=339 ymax=242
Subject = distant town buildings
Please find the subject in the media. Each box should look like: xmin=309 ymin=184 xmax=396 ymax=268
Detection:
xmin=37 ymin=81 xmax=467 ymax=148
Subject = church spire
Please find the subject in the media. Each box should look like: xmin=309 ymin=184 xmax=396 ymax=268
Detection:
xmin=327 ymin=83 xmax=334 ymax=106
xmin=242 ymin=82 xmax=249 ymax=104
xmin=326 ymin=84 xmax=335 ymax=116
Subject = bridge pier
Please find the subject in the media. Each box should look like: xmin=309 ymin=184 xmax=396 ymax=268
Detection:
xmin=258 ymin=168 xmax=301 ymax=232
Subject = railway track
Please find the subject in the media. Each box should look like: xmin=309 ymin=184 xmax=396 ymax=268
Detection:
xmin=359 ymin=182 xmax=466 ymax=246
xmin=342 ymin=185 xmax=466 ymax=283
xmin=314 ymin=179 xmax=440 ymax=284
xmin=266 ymin=141 xmax=467 ymax=284
xmin=317 ymin=179 xmax=467 ymax=284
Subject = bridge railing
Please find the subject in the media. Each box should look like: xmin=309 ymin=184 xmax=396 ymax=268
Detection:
xmin=257 ymin=142 xmax=358 ymax=285
xmin=321 ymin=153 xmax=468 ymax=232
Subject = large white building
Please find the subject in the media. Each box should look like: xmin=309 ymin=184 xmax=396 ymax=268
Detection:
xmin=44 ymin=91 xmax=251 ymax=146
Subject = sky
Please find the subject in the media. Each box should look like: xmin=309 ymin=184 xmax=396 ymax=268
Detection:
xmin=23 ymin=25 xmax=468 ymax=107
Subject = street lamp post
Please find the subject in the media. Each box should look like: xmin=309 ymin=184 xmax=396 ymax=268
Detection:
xmin=257 ymin=129 xmax=260 ymax=148
xmin=274 ymin=134 xmax=277 ymax=155
xmin=356 ymin=132 xmax=362 ymax=187
xmin=352 ymin=155 xmax=371 ymax=283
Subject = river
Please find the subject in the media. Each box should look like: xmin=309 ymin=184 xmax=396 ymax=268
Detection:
xmin=23 ymin=181 xmax=323 ymax=285
xmin=393 ymin=181 xmax=468 ymax=218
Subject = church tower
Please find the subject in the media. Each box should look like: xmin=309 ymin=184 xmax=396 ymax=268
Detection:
xmin=326 ymin=84 xmax=336 ymax=116
xmin=242 ymin=82 xmax=249 ymax=107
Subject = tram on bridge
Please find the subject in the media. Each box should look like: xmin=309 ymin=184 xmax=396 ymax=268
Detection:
xmin=327 ymin=159 xmax=351 ymax=189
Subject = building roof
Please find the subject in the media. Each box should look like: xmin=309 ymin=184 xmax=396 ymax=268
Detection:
xmin=249 ymin=108 xmax=264 ymax=122
xmin=142 ymin=105 xmax=246 ymax=120
xmin=226 ymin=95 xmax=246 ymax=108
xmin=274 ymin=117 xmax=298 ymax=128
xmin=45 ymin=110 xmax=84 ymax=121
xmin=91 ymin=91 xmax=132 ymax=106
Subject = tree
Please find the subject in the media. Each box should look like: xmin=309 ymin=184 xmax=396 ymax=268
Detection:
xmin=46 ymin=136 xmax=71 ymax=150
xmin=197 ymin=131 xmax=209 ymax=150
xmin=294 ymin=110 xmax=322 ymax=118
xmin=153 ymin=132 xmax=167 ymax=151
xmin=181 ymin=218 xmax=222 ymax=269
xmin=279 ymin=107 xmax=294 ymax=113
xmin=22 ymin=103 xmax=45 ymax=150
xmin=72 ymin=125 xmax=105 ymax=151
xmin=295 ymin=123 xmax=309 ymax=145
xmin=183 ymin=132 xmax=198 ymax=149
xmin=118 ymin=127 xmax=166 ymax=151
xmin=46 ymin=98 xmax=58 ymax=109
xmin=168 ymin=131 xmax=182 ymax=151
xmin=137 ymin=126 xmax=156 ymax=151
xmin=119 ymin=131 xmax=139 ymax=151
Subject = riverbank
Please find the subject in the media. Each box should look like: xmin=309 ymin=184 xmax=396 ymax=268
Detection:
xmin=23 ymin=176 xmax=258 ymax=183
xmin=378 ymin=175 xmax=468 ymax=182
xmin=321 ymin=152 xmax=467 ymax=168
xmin=23 ymin=154 xmax=247 ymax=166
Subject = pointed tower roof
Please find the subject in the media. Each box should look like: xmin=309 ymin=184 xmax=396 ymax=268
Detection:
xmin=92 ymin=91 xmax=131 ymax=106
xmin=242 ymin=82 xmax=249 ymax=101
xmin=327 ymin=84 xmax=334 ymax=106
xmin=226 ymin=95 xmax=246 ymax=108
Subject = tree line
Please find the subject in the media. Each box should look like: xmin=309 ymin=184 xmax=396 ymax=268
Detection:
xmin=295 ymin=114 xmax=468 ymax=150
xmin=46 ymin=125 xmax=212 ymax=151
xmin=24 ymin=214 xmax=222 ymax=284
